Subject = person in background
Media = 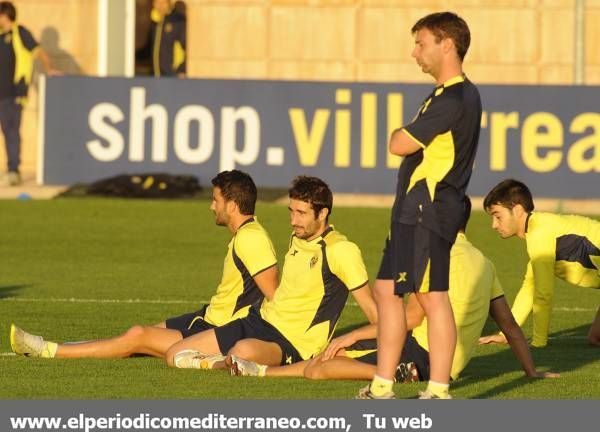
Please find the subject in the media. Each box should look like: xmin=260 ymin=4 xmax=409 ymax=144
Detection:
xmin=0 ymin=1 xmax=59 ymax=186
xmin=137 ymin=0 xmax=186 ymax=78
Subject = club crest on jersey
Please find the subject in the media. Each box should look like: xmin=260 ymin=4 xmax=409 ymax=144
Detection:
xmin=165 ymin=23 xmax=173 ymax=33
xmin=4 ymin=33 xmax=11 ymax=44
xmin=309 ymin=255 xmax=318 ymax=268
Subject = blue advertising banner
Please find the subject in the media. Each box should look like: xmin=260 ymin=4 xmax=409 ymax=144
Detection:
xmin=41 ymin=76 xmax=599 ymax=197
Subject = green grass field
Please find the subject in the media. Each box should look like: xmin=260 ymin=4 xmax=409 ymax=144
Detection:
xmin=0 ymin=198 xmax=598 ymax=399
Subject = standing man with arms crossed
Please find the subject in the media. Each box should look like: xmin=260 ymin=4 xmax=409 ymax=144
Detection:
xmin=480 ymin=179 xmax=600 ymax=348
xmin=0 ymin=1 xmax=58 ymax=185
xmin=164 ymin=176 xmax=377 ymax=369
xmin=363 ymin=12 xmax=482 ymax=399
xmin=11 ymin=170 xmax=278 ymax=359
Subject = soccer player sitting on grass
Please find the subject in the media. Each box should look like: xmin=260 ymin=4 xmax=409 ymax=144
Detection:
xmin=479 ymin=179 xmax=600 ymax=348
xmin=10 ymin=170 xmax=279 ymax=359
xmin=164 ymin=176 xmax=378 ymax=370
xmin=228 ymin=198 xmax=559 ymax=383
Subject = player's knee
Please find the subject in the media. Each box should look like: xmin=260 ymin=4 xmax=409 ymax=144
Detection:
xmin=164 ymin=346 xmax=178 ymax=368
xmin=228 ymin=340 xmax=254 ymax=359
xmin=123 ymin=325 xmax=145 ymax=340
xmin=120 ymin=325 xmax=147 ymax=353
xmin=417 ymin=292 xmax=452 ymax=316
xmin=303 ymin=360 xmax=325 ymax=380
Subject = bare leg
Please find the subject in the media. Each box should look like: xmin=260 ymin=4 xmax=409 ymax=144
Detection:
xmin=164 ymin=329 xmax=221 ymax=367
xmin=229 ymin=338 xmax=283 ymax=366
xmin=374 ymin=279 xmax=406 ymax=380
xmin=415 ymin=291 xmax=456 ymax=384
xmin=56 ymin=326 xmax=183 ymax=359
xmin=304 ymin=356 xmax=376 ymax=381
xmin=225 ymin=354 xmax=307 ymax=377
xmin=263 ymin=360 xmax=309 ymax=377
xmin=587 ymin=306 xmax=600 ymax=346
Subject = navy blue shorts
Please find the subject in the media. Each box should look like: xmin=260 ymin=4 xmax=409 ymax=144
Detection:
xmin=345 ymin=333 xmax=430 ymax=381
xmin=214 ymin=308 xmax=303 ymax=366
xmin=377 ymin=222 xmax=451 ymax=295
xmin=165 ymin=306 xmax=215 ymax=338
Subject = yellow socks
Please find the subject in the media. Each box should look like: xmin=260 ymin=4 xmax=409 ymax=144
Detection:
xmin=426 ymin=380 xmax=450 ymax=399
xmin=41 ymin=341 xmax=58 ymax=358
xmin=369 ymin=374 xmax=394 ymax=397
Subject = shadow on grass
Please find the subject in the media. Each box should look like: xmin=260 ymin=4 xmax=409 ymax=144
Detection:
xmin=0 ymin=285 xmax=30 ymax=299
xmin=452 ymin=323 xmax=597 ymax=398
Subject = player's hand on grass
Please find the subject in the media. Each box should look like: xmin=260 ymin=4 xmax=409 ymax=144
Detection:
xmin=322 ymin=334 xmax=356 ymax=361
xmin=478 ymin=333 xmax=508 ymax=345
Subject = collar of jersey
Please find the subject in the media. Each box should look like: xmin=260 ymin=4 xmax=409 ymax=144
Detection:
xmin=524 ymin=212 xmax=534 ymax=234
xmin=151 ymin=7 xmax=175 ymax=23
xmin=436 ymin=74 xmax=465 ymax=89
xmin=237 ymin=217 xmax=255 ymax=231
xmin=294 ymin=225 xmax=334 ymax=243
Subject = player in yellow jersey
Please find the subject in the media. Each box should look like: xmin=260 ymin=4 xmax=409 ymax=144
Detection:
xmin=480 ymin=179 xmax=600 ymax=348
xmin=229 ymin=198 xmax=559 ymax=382
xmin=164 ymin=176 xmax=378 ymax=369
xmin=10 ymin=170 xmax=278 ymax=359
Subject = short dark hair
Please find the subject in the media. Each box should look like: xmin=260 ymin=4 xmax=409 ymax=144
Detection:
xmin=483 ymin=179 xmax=535 ymax=213
xmin=459 ymin=195 xmax=472 ymax=232
xmin=412 ymin=11 xmax=470 ymax=61
xmin=211 ymin=170 xmax=257 ymax=215
xmin=288 ymin=176 xmax=333 ymax=220
xmin=0 ymin=1 xmax=16 ymax=21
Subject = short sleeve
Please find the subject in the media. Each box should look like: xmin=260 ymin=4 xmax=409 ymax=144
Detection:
xmin=489 ymin=263 xmax=505 ymax=299
xmin=327 ymin=242 xmax=369 ymax=290
xmin=18 ymin=26 xmax=38 ymax=52
xmin=403 ymin=94 xmax=462 ymax=147
xmin=233 ymin=228 xmax=277 ymax=276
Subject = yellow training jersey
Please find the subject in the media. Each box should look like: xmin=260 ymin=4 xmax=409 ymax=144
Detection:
xmin=413 ymin=233 xmax=504 ymax=379
xmin=260 ymin=227 xmax=369 ymax=360
xmin=510 ymin=212 xmax=600 ymax=347
xmin=203 ymin=218 xmax=277 ymax=326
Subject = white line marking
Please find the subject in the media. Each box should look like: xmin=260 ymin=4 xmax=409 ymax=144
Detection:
xmin=1 ymin=353 xmax=16 ymax=357
xmin=0 ymin=297 xmax=596 ymax=312
xmin=554 ymin=307 xmax=598 ymax=312
xmin=0 ymin=297 xmax=202 ymax=305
